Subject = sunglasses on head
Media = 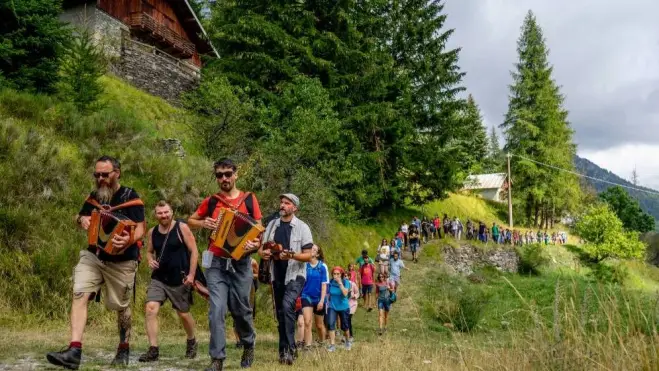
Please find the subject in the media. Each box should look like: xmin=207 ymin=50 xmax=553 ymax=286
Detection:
xmin=93 ymin=171 xmax=114 ymax=179
xmin=215 ymin=171 xmax=234 ymax=179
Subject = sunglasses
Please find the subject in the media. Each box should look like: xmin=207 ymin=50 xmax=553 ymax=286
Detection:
xmin=93 ymin=171 xmax=114 ymax=179
xmin=215 ymin=171 xmax=234 ymax=179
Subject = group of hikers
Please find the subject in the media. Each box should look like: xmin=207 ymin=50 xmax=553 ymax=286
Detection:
xmin=400 ymin=215 xmax=568 ymax=247
xmin=44 ymin=155 xmax=568 ymax=371
xmin=45 ymin=156 xmax=411 ymax=371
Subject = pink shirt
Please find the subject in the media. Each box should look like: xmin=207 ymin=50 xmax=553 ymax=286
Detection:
xmin=349 ymin=280 xmax=360 ymax=314
xmin=360 ymin=263 xmax=375 ymax=285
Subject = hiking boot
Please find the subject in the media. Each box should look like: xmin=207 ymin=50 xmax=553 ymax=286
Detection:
xmin=111 ymin=346 xmax=129 ymax=367
xmin=46 ymin=346 xmax=81 ymax=370
xmin=240 ymin=345 xmax=254 ymax=368
xmin=205 ymin=358 xmax=224 ymax=371
xmin=138 ymin=346 xmax=159 ymax=362
xmin=185 ymin=338 xmax=198 ymax=359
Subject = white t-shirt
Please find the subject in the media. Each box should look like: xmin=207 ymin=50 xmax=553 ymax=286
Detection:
xmin=401 ymin=224 xmax=409 ymax=233
xmin=379 ymin=245 xmax=390 ymax=261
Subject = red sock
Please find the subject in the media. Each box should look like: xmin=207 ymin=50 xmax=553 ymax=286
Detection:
xmin=70 ymin=341 xmax=82 ymax=349
xmin=118 ymin=342 xmax=129 ymax=350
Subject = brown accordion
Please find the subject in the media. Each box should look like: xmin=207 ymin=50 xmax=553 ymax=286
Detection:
xmin=86 ymin=198 xmax=144 ymax=255
xmin=210 ymin=208 xmax=264 ymax=260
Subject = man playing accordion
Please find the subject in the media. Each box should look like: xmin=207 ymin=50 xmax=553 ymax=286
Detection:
xmin=46 ymin=155 xmax=146 ymax=370
xmin=188 ymin=158 xmax=262 ymax=371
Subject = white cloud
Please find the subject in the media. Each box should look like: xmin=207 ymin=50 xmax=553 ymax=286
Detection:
xmin=443 ymin=0 xmax=659 ymax=152
xmin=579 ymin=144 xmax=659 ymax=189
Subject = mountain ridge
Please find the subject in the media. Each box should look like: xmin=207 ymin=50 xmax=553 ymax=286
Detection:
xmin=574 ymin=155 xmax=659 ymax=221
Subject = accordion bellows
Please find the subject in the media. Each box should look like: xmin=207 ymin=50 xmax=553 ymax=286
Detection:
xmin=87 ymin=209 xmax=138 ymax=255
xmin=210 ymin=208 xmax=264 ymax=260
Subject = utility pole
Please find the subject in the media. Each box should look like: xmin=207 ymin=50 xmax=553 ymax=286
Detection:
xmin=507 ymin=153 xmax=513 ymax=229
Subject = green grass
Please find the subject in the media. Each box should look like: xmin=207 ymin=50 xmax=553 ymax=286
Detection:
xmin=3 ymin=76 xmax=659 ymax=371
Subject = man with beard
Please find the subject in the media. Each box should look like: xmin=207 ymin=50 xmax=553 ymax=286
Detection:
xmin=259 ymin=194 xmax=313 ymax=365
xmin=139 ymin=201 xmax=199 ymax=363
xmin=188 ymin=158 xmax=262 ymax=371
xmin=46 ymin=156 xmax=145 ymax=369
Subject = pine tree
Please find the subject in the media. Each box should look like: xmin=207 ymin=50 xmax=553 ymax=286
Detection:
xmin=501 ymin=11 xmax=580 ymax=226
xmin=59 ymin=22 xmax=106 ymax=112
xmin=378 ymin=0 xmax=467 ymax=205
xmin=486 ymin=126 xmax=503 ymax=172
xmin=454 ymin=94 xmax=488 ymax=172
xmin=0 ymin=0 xmax=69 ymax=93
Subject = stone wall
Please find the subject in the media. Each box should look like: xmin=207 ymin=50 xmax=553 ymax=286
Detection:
xmin=116 ymin=38 xmax=199 ymax=104
xmin=441 ymin=243 xmax=519 ymax=275
xmin=59 ymin=5 xmax=126 ymax=60
xmin=61 ymin=5 xmax=200 ymax=104
xmin=93 ymin=9 xmax=127 ymax=60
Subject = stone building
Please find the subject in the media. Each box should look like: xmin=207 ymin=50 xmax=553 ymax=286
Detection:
xmin=61 ymin=0 xmax=218 ymax=103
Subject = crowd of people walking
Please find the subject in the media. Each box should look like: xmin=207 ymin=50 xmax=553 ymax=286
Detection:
xmin=397 ymin=214 xmax=568 ymax=247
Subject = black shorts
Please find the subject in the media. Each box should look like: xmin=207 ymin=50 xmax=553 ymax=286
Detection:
xmin=301 ymin=297 xmax=325 ymax=316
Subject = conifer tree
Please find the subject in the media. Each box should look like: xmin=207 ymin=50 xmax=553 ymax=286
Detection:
xmin=0 ymin=0 xmax=68 ymax=93
xmin=486 ymin=126 xmax=504 ymax=172
xmin=203 ymin=0 xmax=467 ymax=215
xmin=454 ymin=94 xmax=488 ymax=172
xmin=378 ymin=0 xmax=467 ymax=204
xmin=501 ymin=11 xmax=580 ymax=226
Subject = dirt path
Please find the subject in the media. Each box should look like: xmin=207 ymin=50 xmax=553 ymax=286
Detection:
xmin=0 ymin=243 xmax=451 ymax=371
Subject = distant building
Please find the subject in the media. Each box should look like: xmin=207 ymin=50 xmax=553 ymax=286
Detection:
xmin=61 ymin=0 xmax=218 ymax=103
xmin=462 ymin=173 xmax=508 ymax=202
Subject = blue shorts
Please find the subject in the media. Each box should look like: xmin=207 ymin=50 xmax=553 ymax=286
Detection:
xmin=301 ymin=297 xmax=325 ymax=316
xmin=362 ymin=284 xmax=373 ymax=296
xmin=378 ymin=299 xmax=391 ymax=311
xmin=410 ymin=242 xmax=419 ymax=252
xmin=326 ymin=308 xmax=350 ymax=331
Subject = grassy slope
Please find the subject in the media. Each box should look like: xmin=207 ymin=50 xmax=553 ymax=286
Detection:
xmin=2 ymin=77 xmax=659 ymax=369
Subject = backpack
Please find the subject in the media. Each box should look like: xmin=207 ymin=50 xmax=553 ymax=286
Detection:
xmin=206 ymin=192 xmax=255 ymax=219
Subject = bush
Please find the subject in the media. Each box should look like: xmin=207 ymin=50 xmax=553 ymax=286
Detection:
xmin=517 ymin=244 xmax=549 ymax=275
xmin=589 ymin=262 xmax=629 ymax=285
xmin=575 ymin=204 xmax=646 ymax=263
xmin=424 ymin=273 xmax=491 ymax=332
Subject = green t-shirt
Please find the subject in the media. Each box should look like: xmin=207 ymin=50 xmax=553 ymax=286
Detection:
xmin=356 ymin=256 xmax=374 ymax=267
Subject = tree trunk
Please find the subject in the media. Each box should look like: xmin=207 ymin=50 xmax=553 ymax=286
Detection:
xmin=550 ymin=204 xmax=555 ymax=229
xmin=532 ymin=200 xmax=539 ymax=227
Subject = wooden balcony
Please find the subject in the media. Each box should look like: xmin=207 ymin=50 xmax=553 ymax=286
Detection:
xmin=128 ymin=12 xmax=195 ymax=58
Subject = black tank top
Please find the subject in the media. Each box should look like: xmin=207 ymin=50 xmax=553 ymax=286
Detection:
xmin=151 ymin=221 xmax=189 ymax=286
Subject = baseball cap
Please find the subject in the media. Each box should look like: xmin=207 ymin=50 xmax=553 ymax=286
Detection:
xmin=279 ymin=193 xmax=300 ymax=207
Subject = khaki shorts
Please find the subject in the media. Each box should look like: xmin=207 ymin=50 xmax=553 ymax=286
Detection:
xmin=146 ymin=279 xmax=192 ymax=313
xmin=73 ymin=250 xmax=137 ymax=311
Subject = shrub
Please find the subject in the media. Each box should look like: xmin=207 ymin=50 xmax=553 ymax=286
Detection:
xmin=517 ymin=244 xmax=549 ymax=275
xmin=425 ymin=273 xmax=491 ymax=332
xmin=589 ymin=262 xmax=629 ymax=285
xmin=575 ymin=204 xmax=646 ymax=263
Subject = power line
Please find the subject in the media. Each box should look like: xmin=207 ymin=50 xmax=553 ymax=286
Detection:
xmin=510 ymin=153 xmax=659 ymax=196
